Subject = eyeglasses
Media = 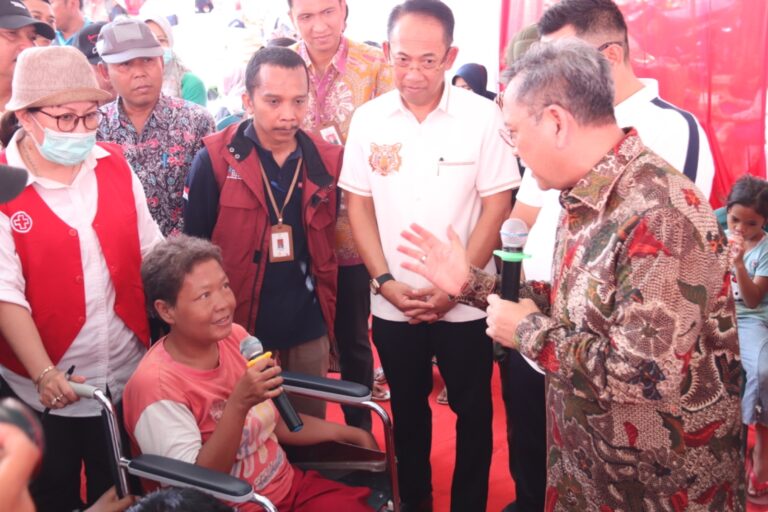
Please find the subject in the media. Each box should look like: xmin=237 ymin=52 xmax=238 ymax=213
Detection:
xmin=499 ymin=128 xmax=517 ymax=150
xmin=31 ymin=109 xmax=103 ymax=132
xmin=392 ymin=50 xmax=450 ymax=71
xmin=596 ymin=40 xmax=625 ymax=52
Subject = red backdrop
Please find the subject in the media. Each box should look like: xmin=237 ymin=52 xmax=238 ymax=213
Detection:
xmin=499 ymin=0 xmax=768 ymax=207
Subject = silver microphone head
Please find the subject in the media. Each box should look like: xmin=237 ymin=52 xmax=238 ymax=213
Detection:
xmin=500 ymin=218 xmax=529 ymax=250
xmin=239 ymin=335 xmax=265 ymax=361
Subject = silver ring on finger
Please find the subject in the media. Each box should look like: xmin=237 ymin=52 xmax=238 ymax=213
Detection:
xmin=51 ymin=395 xmax=61 ymax=405
xmin=420 ymin=254 xmax=427 ymax=263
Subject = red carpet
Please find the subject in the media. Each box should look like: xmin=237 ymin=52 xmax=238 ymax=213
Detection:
xmin=328 ymin=360 xmax=768 ymax=512
xmin=327 ymin=363 xmax=515 ymax=512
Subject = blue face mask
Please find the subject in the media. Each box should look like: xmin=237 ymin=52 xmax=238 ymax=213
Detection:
xmin=32 ymin=120 xmax=96 ymax=166
xmin=163 ymin=48 xmax=173 ymax=65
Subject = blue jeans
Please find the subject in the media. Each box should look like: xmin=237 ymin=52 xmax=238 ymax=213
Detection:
xmin=738 ymin=315 xmax=768 ymax=425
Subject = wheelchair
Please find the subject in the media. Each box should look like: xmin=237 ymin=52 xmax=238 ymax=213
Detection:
xmin=70 ymin=371 xmax=401 ymax=512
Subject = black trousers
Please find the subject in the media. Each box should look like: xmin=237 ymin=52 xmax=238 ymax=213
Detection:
xmin=0 ymin=378 xmax=117 ymax=512
xmin=334 ymin=264 xmax=374 ymax=431
xmin=372 ymin=317 xmax=493 ymax=512
xmin=498 ymin=349 xmax=547 ymax=512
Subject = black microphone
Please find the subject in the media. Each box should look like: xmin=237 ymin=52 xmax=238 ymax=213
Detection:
xmin=240 ymin=336 xmax=303 ymax=432
xmin=494 ymin=219 xmax=545 ymax=374
xmin=496 ymin=218 xmax=529 ymax=302
xmin=0 ymin=165 xmax=28 ymax=204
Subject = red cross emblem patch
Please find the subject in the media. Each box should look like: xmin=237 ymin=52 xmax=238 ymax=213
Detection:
xmin=9 ymin=211 xmax=33 ymax=234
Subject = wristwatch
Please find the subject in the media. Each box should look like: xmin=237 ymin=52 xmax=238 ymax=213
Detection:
xmin=370 ymin=273 xmax=394 ymax=295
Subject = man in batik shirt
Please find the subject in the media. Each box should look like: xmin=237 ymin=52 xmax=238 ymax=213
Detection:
xmin=96 ymin=18 xmax=214 ymax=236
xmin=289 ymin=0 xmax=394 ymax=430
xmin=401 ymin=39 xmax=745 ymax=511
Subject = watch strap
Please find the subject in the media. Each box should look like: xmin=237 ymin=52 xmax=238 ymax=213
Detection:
xmin=374 ymin=273 xmax=394 ymax=286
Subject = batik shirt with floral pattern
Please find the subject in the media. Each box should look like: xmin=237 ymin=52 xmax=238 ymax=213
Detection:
xmin=98 ymin=94 xmax=215 ymax=236
xmin=293 ymin=37 xmax=393 ymax=265
xmin=459 ymin=131 xmax=745 ymax=511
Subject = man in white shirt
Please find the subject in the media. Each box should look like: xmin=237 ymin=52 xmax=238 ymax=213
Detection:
xmin=339 ymin=2 xmax=519 ymax=510
xmin=503 ymin=1 xmax=718 ymax=511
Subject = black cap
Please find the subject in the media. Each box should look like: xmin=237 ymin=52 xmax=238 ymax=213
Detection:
xmin=0 ymin=0 xmax=55 ymax=40
xmin=73 ymin=21 xmax=107 ymax=65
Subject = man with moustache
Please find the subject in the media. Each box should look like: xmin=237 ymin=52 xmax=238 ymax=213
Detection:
xmin=96 ymin=18 xmax=214 ymax=236
xmin=183 ymin=47 xmax=342 ymax=420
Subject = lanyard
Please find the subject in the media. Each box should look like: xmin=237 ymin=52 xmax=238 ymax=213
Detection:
xmin=260 ymin=157 xmax=303 ymax=225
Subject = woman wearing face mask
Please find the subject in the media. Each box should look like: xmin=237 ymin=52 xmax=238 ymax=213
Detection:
xmin=144 ymin=15 xmax=208 ymax=107
xmin=0 ymin=45 xmax=163 ymax=511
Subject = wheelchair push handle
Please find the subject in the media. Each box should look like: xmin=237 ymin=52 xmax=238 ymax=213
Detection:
xmin=69 ymin=382 xmax=99 ymax=399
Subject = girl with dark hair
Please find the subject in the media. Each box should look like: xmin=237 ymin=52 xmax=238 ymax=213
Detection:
xmin=727 ymin=174 xmax=768 ymax=503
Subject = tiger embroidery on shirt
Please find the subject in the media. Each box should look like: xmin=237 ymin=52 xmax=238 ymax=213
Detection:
xmin=369 ymin=143 xmax=402 ymax=176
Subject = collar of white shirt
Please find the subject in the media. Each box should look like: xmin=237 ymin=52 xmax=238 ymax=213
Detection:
xmin=6 ymin=131 xmax=110 ymax=190
xmin=616 ymin=78 xmax=660 ymax=120
xmin=385 ymin=82 xmax=454 ymax=119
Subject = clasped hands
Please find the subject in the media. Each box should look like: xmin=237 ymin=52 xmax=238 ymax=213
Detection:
xmin=396 ymin=223 xmax=541 ymax=348
xmin=378 ymin=280 xmax=455 ymax=324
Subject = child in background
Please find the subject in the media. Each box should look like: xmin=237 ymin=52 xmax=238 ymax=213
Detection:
xmin=727 ymin=175 xmax=768 ymax=504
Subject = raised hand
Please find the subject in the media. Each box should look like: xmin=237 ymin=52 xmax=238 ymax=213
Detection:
xmin=728 ymin=231 xmax=746 ymax=268
xmin=398 ymin=224 xmax=470 ymax=296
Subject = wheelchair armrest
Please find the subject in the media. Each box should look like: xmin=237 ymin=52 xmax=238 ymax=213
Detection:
xmin=127 ymin=454 xmax=253 ymax=503
xmin=282 ymin=371 xmax=372 ymax=404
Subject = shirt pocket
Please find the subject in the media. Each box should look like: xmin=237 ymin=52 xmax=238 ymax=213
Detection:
xmin=437 ymin=159 xmax=476 ymax=176
xmin=219 ymin=184 xmax=259 ymax=211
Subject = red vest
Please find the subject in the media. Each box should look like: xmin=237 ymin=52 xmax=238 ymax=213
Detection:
xmin=202 ymin=123 xmax=341 ymax=335
xmin=0 ymin=143 xmax=150 ymax=377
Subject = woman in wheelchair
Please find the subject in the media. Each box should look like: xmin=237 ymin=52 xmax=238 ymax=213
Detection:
xmin=123 ymin=235 xmax=377 ymax=511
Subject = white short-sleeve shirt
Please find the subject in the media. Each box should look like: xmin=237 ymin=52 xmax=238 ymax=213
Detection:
xmin=519 ymin=78 xmax=716 ymax=281
xmin=340 ymin=85 xmax=520 ymax=322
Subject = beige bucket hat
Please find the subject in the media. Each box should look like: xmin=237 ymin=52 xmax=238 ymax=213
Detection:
xmin=4 ymin=46 xmax=114 ymax=112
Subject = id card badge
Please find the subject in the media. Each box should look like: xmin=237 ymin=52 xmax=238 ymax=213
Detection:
xmin=269 ymin=223 xmax=294 ymax=262
xmin=319 ymin=124 xmax=343 ymax=145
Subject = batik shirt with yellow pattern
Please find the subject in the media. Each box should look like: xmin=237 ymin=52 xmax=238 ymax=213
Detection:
xmin=293 ymin=37 xmax=393 ymax=265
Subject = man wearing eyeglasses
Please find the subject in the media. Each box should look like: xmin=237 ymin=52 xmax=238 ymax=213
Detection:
xmin=0 ymin=0 xmax=54 ymax=114
xmin=502 ymin=1 xmax=718 ymax=511
xmin=400 ymin=38 xmax=743 ymax=512
xmin=340 ymin=1 xmax=519 ymax=510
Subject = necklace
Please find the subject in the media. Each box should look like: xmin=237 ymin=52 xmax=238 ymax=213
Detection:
xmin=20 ymin=135 xmax=79 ymax=185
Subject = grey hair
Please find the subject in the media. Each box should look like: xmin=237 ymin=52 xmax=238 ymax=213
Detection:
xmin=507 ymin=39 xmax=615 ymax=126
